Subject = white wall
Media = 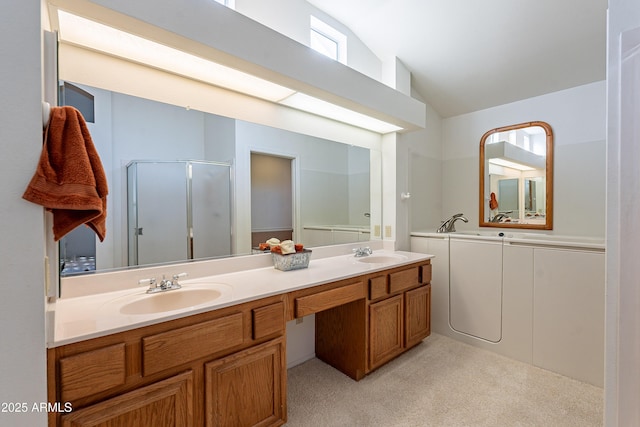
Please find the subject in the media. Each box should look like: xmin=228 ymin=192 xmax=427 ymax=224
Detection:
xmin=0 ymin=1 xmax=48 ymax=425
xmin=439 ymin=81 xmax=606 ymax=237
xmin=606 ymin=1 xmax=640 ymax=425
xmin=404 ymin=100 xmax=444 ymax=242
xmin=235 ymin=0 xmax=382 ymax=82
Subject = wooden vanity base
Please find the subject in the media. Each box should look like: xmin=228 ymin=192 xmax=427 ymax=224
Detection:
xmin=48 ymin=260 xmax=431 ymax=426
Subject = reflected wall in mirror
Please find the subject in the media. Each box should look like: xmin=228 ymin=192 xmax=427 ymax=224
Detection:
xmin=479 ymin=121 xmax=553 ymax=230
xmin=59 ymin=81 xmax=377 ymax=277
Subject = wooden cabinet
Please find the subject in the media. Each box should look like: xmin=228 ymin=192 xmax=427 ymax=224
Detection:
xmin=369 ymin=294 xmax=404 ymax=370
xmin=405 ymin=285 xmax=431 ymax=348
xmin=142 ymin=312 xmax=244 ymax=376
xmin=368 ymin=284 xmax=432 ymax=370
xmin=294 ymin=281 xmax=365 ymax=317
xmin=367 ymin=261 xmax=431 ymax=372
xmin=59 ymin=371 xmax=193 ymax=427
xmin=314 ymin=260 xmax=432 ymax=379
xmin=205 ymin=337 xmax=285 ymax=427
xmin=48 ymin=295 xmax=286 ymax=427
xmin=58 ymin=343 xmax=126 ymax=402
xmin=49 ymin=258 xmax=432 ymax=426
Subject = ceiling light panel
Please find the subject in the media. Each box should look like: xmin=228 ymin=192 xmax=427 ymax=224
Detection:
xmin=488 ymin=158 xmax=536 ymax=171
xmin=279 ymin=93 xmax=402 ymax=133
xmin=57 ymin=10 xmax=295 ymax=102
xmin=56 ymin=10 xmax=402 ymax=134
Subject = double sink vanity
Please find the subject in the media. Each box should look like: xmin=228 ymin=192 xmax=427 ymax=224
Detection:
xmin=47 ymin=246 xmax=433 ymax=426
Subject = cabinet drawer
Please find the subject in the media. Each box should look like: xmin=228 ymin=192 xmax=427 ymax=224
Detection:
xmin=389 ymin=267 xmax=419 ymax=294
xmin=295 ymin=281 xmax=365 ymax=317
xmin=420 ymin=262 xmax=432 ymax=284
xmin=59 ymin=343 xmax=126 ymax=402
xmin=369 ymin=275 xmax=388 ymax=300
xmin=252 ymin=301 xmax=285 ymax=340
xmin=60 ymin=370 xmax=194 ymax=427
xmin=143 ymin=313 xmax=244 ymax=376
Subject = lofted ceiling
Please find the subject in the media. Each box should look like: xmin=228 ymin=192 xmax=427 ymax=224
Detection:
xmin=307 ymin=0 xmax=608 ymax=118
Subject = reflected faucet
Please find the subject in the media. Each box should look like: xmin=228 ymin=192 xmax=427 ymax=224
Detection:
xmin=437 ymin=213 xmax=469 ymax=233
xmin=490 ymin=211 xmax=513 ymax=223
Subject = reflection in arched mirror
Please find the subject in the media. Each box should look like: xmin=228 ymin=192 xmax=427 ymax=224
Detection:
xmin=479 ymin=121 xmax=553 ymax=230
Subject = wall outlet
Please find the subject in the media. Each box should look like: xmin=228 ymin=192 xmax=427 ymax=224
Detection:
xmin=385 ymin=225 xmax=392 ymax=238
xmin=374 ymin=225 xmax=381 ymax=237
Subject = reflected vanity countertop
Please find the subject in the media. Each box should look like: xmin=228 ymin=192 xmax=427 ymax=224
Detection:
xmin=49 ymin=249 xmax=433 ymax=348
xmin=411 ymin=230 xmax=605 ymax=250
xmin=303 ymin=225 xmax=370 ymax=232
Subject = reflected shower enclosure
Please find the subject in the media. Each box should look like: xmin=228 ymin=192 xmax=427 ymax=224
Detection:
xmin=127 ymin=160 xmax=232 ymax=266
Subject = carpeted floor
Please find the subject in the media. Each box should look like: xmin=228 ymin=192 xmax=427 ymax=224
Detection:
xmin=286 ymin=333 xmax=603 ymax=426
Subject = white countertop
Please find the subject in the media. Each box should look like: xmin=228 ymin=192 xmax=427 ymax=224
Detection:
xmin=411 ymin=230 xmax=605 ymax=250
xmin=50 ymin=250 xmax=433 ymax=348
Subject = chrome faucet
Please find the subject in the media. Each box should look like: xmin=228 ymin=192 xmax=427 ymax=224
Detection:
xmin=353 ymin=247 xmax=373 ymax=257
xmin=490 ymin=211 xmax=513 ymax=223
xmin=139 ymin=272 xmax=188 ymax=294
xmin=437 ymin=213 xmax=469 ymax=233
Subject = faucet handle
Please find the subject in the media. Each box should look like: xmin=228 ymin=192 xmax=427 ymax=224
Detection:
xmin=138 ymin=277 xmax=157 ymax=291
xmin=172 ymin=272 xmax=188 ymax=284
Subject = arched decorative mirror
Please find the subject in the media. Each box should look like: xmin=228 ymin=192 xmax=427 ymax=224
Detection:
xmin=479 ymin=121 xmax=553 ymax=230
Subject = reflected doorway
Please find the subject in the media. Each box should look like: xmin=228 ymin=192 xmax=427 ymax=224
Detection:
xmin=250 ymin=153 xmax=294 ymax=248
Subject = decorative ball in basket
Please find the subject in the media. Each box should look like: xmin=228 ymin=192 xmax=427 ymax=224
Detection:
xmin=258 ymin=238 xmax=311 ymax=271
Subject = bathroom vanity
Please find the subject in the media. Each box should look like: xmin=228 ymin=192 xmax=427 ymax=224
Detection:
xmin=46 ymin=250 xmax=432 ymax=426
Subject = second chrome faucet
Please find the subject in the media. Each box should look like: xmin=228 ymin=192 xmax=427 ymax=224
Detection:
xmin=437 ymin=213 xmax=469 ymax=233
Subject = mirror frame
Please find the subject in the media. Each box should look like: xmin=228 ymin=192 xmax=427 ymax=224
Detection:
xmin=479 ymin=121 xmax=554 ymax=230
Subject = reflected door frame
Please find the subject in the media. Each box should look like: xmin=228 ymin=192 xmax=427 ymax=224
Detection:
xmin=249 ymin=150 xmax=298 ymax=248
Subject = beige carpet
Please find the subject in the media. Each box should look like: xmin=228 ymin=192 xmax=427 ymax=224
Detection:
xmin=286 ymin=333 xmax=603 ymax=426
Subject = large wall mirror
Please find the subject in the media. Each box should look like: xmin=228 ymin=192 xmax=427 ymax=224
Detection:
xmin=58 ymin=81 xmax=380 ymax=277
xmin=479 ymin=121 xmax=553 ymax=230
xmin=50 ymin=9 xmax=384 ymax=283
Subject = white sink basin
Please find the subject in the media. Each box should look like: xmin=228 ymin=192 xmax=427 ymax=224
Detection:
xmin=357 ymin=254 xmax=407 ymax=264
xmin=104 ymin=283 xmax=232 ymax=316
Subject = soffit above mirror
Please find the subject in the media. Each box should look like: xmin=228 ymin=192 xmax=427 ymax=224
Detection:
xmin=479 ymin=121 xmax=553 ymax=230
xmin=47 ymin=0 xmax=426 ymax=133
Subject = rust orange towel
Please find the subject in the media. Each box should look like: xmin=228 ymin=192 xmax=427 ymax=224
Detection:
xmin=23 ymin=106 xmax=108 ymax=241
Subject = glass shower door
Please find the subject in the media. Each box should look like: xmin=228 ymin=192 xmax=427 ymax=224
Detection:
xmin=190 ymin=161 xmax=232 ymax=259
xmin=127 ymin=160 xmax=232 ymax=267
xmin=129 ymin=161 xmax=189 ymax=266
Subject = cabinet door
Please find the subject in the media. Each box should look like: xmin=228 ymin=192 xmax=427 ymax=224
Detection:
xmin=205 ymin=337 xmax=286 ymax=427
xmin=449 ymin=238 xmax=503 ymax=342
xmin=405 ymin=285 xmax=431 ymax=348
xmin=533 ymin=249 xmax=605 ymax=386
xmin=60 ymin=371 xmax=193 ymax=427
xmin=369 ymin=294 xmax=403 ymax=371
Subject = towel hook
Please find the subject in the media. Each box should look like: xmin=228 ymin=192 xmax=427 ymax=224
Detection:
xmin=42 ymin=101 xmax=51 ymax=129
